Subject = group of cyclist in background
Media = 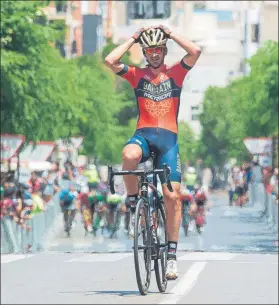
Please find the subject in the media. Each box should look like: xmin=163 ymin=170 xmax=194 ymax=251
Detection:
xmin=227 ymin=162 xmax=251 ymax=207
xmin=59 ymin=162 xmax=129 ymax=238
xmin=181 ymin=166 xmax=209 ymax=236
xmin=59 ymin=162 xmax=209 ymax=238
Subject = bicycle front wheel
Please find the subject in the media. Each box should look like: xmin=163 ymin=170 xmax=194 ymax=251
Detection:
xmin=154 ymin=201 xmax=168 ymax=292
xmin=134 ymin=198 xmax=151 ymax=295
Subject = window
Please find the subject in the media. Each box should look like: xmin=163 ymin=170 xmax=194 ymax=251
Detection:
xmin=191 ymin=105 xmax=200 ymax=121
xmin=71 ymin=40 xmax=77 ymax=55
xmin=127 ymin=1 xmax=171 ymax=20
xmin=191 ymin=106 xmax=199 ymax=111
xmin=251 ymin=24 xmax=259 ymax=43
xmin=193 ymin=2 xmax=206 ymax=10
xmin=191 ymin=114 xmax=199 ymax=121
xmin=56 ymin=2 xmax=67 ymax=13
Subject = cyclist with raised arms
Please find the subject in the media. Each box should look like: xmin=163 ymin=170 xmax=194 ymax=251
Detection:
xmin=105 ymin=25 xmax=201 ymax=280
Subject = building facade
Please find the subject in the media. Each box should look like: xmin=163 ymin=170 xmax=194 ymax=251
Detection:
xmin=43 ymin=1 xmax=114 ymax=57
xmin=43 ymin=1 xmax=83 ymax=58
xmin=110 ymin=1 xmax=243 ymax=135
xmin=110 ymin=0 xmax=278 ymax=136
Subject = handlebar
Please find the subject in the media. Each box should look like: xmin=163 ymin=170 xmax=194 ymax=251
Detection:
xmin=107 ymin=163 xmax=173 ymax=194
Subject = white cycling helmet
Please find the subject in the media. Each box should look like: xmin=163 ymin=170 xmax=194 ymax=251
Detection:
xmin=140 ymin=28 xmax=168 ymax=48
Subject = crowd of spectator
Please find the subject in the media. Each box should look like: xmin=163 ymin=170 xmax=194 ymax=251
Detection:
xmin=0 ymin=161 xmax=74 ymax=232
xmin=227 ymin=157 xmax=278 ymax=207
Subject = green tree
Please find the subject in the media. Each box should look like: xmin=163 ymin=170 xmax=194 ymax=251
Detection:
xmin=198 ymin=40 xmax=278 ymax=166
xmin=72 ymin=54 xmax=129 ymax=164
xmin=178 ymin=121 xmax=197 ymax=166
xmin=1 ymin=0 xmax=81 ymax=141
xmin=1 ymin=1 xmax=137 ymax=165
xmin=198 ymin=86 xmax=231 ymax=166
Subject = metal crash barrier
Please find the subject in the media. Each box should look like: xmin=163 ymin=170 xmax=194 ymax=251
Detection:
xmin=250 ymin=182 xmax=278 ymax=235
xmin=1 ymin=194 xmax=61 ymax=254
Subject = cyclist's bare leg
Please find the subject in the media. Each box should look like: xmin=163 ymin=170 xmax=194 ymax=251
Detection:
xmin=122 ymin=144 xmax=142 ymax=195
xmin=162 ymin=182 xmax=182 ymax=242
xmin=163 ymin=182 xmax=181 ymax=279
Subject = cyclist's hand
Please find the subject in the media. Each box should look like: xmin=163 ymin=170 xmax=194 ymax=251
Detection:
xmin=154 ymin=25 xmax=172 ymax=38
xmin=132 ymin=27 xmax=150 ymax=43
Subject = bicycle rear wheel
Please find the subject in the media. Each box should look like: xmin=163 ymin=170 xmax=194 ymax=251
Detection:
xmin=154 ymin=201 xmax=168 ymax=292
xmin=134 ymin=199 xmax=151 ymax=295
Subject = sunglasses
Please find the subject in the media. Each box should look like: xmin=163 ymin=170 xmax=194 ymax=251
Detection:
xmin=144 ymin=47 xmax=164 ymax=55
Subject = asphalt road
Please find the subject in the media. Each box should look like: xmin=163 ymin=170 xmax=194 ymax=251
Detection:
xmin=1 ymin=192 xmax=278 ymax=304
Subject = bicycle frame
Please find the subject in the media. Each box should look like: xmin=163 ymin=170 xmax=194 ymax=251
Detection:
xmin=108 ymin=163 xmax=173 ymax=195
xmin=108 ymin=162 xmax=172 ymax=252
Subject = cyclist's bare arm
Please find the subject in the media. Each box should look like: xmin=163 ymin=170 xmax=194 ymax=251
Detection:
xmin=170 ymin=32 xmax=201 ymax=67
xmin=105 ymin=27 xmax=151 ymax=73
xmin=104 ymin=38 xmax=135 ymax=74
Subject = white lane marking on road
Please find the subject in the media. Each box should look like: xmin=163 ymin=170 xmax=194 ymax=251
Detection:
xmin=66 ymin=253 xmax=132 ymax=262
xmin=160 ymin=262 xmax=206 ymax=304
xmin=179 ymin=252 xmax=237 ymax=261
xmin=221 ymin=261 xmax=279 ymax=265
xmin=1 ymin=254 xmax=34 ymax=264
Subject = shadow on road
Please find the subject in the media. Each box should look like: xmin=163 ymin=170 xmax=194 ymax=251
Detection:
xmin=233 ymin=231 xmax=273 ymax=237
xmin=59 ymin=290 xmax=160 ymax=297
xmin=221 ymin=214 xmax=264 ymax=224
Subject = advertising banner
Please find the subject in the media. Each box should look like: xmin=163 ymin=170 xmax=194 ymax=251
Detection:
xmin=243 ymin=137 xmax=272 ymax=167
xmin=19 ymin=142 xmax=56 ymax=162
xmin=0 ymin=134 xmax=25 ymax=161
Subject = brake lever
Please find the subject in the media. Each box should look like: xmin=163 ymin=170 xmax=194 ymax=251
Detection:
xmin=108 ymin=166 xmax=115 ymax=194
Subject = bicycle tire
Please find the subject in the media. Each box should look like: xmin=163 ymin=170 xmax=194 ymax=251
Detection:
xmin=154 ymin=201 xmax=168 ymax=292
xmin=182 ymin=205 xmax=190 ymax=237
xmin=134 ymin=198 xmax=151 ymax=295
xmin=184 ymin=223 xmax=189 ymax=236
xmin=66 ymin=211 xmax=72 ymax=237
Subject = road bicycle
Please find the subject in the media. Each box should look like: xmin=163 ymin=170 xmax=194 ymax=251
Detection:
xmin=64 ymin=209 xmax=75 ymax=237
xmin=108 ymin=153 xmax=173 ymax=295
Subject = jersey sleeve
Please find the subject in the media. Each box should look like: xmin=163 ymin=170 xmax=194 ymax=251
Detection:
xmin=116 ymin=64 xmax=137 ymax=88
xmin=169 ymin=59 xmax=193 ymax=87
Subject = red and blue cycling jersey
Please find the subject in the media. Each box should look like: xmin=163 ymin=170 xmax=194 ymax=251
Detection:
xmin=116 ymin=60 xmax=192 ymax=134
